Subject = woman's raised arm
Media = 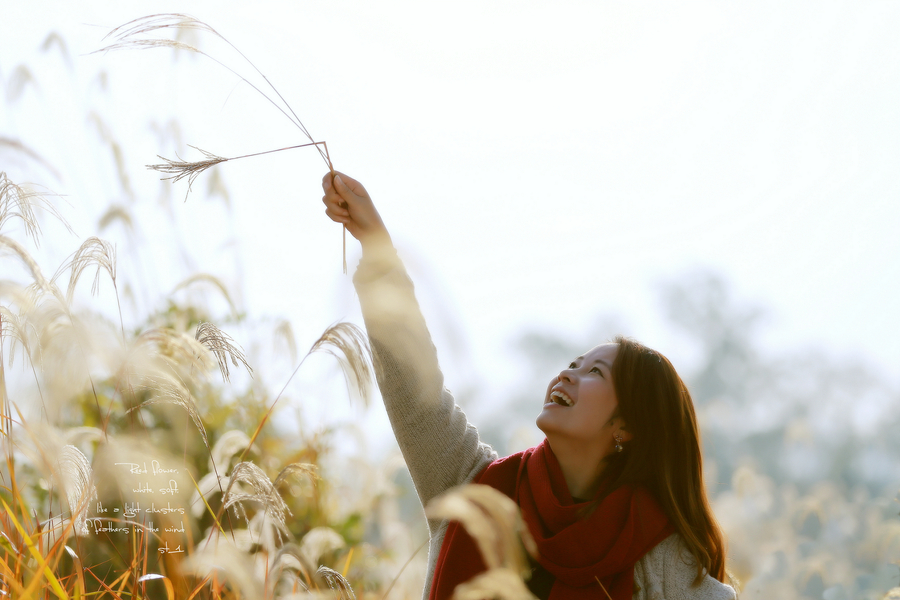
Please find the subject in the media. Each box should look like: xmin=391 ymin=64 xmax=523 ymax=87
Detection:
xmin=321 ymin=171 xmax=497 ymax=509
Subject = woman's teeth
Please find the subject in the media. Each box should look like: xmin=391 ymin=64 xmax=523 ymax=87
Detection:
xmin=550 ymin=391 xmax=573 ymax=406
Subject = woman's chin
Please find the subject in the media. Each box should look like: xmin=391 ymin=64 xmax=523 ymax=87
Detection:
xmin=535 ymin=404 xmax=561 ymax=433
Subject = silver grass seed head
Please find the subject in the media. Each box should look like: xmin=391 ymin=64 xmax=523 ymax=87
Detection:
xmin=195 ymin=321 xmax=252 ymax=383
xmin=144 ymin=146 xmax=226 ymax=202
xmin=181 ymin=542 xmax=264 ymax=600
xmin=128 ymin=327 xmax=212 ymax=382
xmin=60 ymin=237 xmax=117 ymax=305
xmin=0 ymin=235 xmax=55 ymax=295
xmin=299 ymin=527 xmax=345 ymax=569
xmin=127 ymin=374 xmax=209 ymax=450
xmin=0 ymin=172 xmax=71 ymax=247
xmin=316 ymin=566 xmax=356 ymax=600
xmin=57 ymin=445 xmax=98 ymax=536
xmin=273 ymin=462 xmax=319 ymax=490
xmin=426 ymin=484 xmax=537 ymax=577
xmin=249 ymin=509 xmax=292 ymax=553
xmin=102 ymin=13 xmax=223 ymax=45
xmin=451 ymin=568 xmax=538 ymax=600
xmin=309 ymin=322 xmax=373 ymax=406
xmin=271 ymin=542 xmax=313 ymax=585
xmin=222 ymin=461 xmax=289 ymax=528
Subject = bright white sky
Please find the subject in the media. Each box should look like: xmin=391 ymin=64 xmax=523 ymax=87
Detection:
xmin=2 ymin=1 xmax=899 ymax=450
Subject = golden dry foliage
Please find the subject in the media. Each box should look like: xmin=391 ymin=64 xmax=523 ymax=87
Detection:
xmin=426 ymin=484 xmax=539 ymax=600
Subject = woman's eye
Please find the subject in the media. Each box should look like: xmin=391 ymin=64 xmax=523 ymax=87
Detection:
xmin=591 ymin=366 xmax=604 ymax=376
xmin=568 ymin=362 xmax=577 ymax=369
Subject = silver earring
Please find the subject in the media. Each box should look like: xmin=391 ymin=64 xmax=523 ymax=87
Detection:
xmin=614 ymin=434 xmax=624 ymax=453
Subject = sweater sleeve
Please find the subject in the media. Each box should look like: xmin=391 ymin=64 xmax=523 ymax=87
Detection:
xmin=352 ymin=246 xmax=498 ymax=516
xmin=633 ymin=534 xmax=737 ymax=600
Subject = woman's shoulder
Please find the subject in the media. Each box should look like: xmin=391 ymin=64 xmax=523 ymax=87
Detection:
xmin=633 ymin=533 xmax=736 ymax=600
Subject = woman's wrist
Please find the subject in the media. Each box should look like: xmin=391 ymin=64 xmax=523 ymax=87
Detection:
xmin=360 ymin=228 xmax=395 ymax=259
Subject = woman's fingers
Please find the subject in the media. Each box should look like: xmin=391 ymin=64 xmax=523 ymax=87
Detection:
xmin=322 ymin=193 xmax=349 ymax=218
xmin=320 ymin=170 xmax=387 ymax=244
xmin=324 ymin=203 xmax=350 ymax=223
xmin=333 ymin=172 xmax=366 ymax=198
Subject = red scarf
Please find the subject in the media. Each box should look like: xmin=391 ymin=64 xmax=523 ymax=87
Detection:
xmin=429 ymin=440 xmax=674 ymax=600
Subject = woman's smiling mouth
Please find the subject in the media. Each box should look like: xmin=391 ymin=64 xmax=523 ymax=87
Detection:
xmin=549 ymin=390 xmax=574 ymax=407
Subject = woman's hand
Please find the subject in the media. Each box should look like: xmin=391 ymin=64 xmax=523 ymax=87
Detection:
xmin=322 ymin=171 xmax=392 ymax=252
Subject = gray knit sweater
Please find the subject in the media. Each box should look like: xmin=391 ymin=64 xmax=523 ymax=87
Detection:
xmin=353 ymin=249 xmax=736 ymax=600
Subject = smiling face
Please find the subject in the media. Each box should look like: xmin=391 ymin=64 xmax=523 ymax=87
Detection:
xmin=535 ymin=343 xmax=630 ymax=454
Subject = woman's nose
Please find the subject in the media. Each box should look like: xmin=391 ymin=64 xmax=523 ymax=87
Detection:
xmin=558 ymin=369 xmax=573 ymax=383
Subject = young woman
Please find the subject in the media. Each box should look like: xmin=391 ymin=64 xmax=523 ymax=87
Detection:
xmin=322 ymin=172 xmax=736 ymax=600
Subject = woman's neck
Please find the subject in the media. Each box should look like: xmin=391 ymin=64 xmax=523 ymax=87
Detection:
xmin=549 ymin=439 xmax=607 ymax=500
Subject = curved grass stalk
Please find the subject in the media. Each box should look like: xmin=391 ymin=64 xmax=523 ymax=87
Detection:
xmin=55 ymin=237 xmax=126 ymax=341
xmin=126 ymin=375 xmax=209 ymax=450
xmin=95 ymin=14 xmax=349 ymax=270
xmin=0 ymin=172 xmax=71 ymax=245
xmin=148 ymin=140 xmax=328 ymax=203
xmin=171 ymin=272 xmax=239 ymax=318
xmin=236 ymin=322 xmax=373 ymax=469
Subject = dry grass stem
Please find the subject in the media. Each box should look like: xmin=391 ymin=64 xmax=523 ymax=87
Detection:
xmin=0 ymin=235 xmax=55 ymax=295
xmin=0 ymin=305 xmax=41 ymax=370
xmin=127 ymin=375 xmax=210 ymax=449
xmin=60 ymin=237 xmax=118 ymax=304
xmin=58 ymin=237 xmax=126 ymax=340
xmin=172 ymin=273 xmax=238 ymax=318
xmin=273 ymin=462 xmax=319 ymax=490
xmin=595 ymin=576 xmax=614 ymax=600
xmin=57 ymin=444 xmax=98 ymax=536
xmin=0 ymin=171 xmax=70 ymax=245
xmin=181 ymin=542 xmax=265 ymax=600
xmin=191 ymin=471 xmax=240 ymax=519
xmin=148 ymin=141 xmax=328 ymax=202
xmin=96 ymin=14 xmax=348 ymax=269
xmin=222 ymin=461 xmax=289 ymax=528
xmin=97 ymin=14 xmax=331 ymax=168
xmin=274 ymin=318 xmax=298 ymax=365
xmin=0 ymin=138 xmax=62 ymax=179
xmin=317 ymin=566 xmax=356 ymax=600
xmin=195 ymin=321 xmax=252 ymax=383
xmin=128 ymin=327 xmax=212 ymax=380
xmin=308 ymin=322 xmax=373 ymax=405
xmin=426 ymin=484 xmax=537 ymax=576
xmin=147 ymin=145 xmax=226 ymax=201
xmin=270 ymin=543 xmax=313 ymax=593
xmin=97 ymin=204 xmax=134 ymax=232
xmin=451 ymin=569 xmax=538 ymax=600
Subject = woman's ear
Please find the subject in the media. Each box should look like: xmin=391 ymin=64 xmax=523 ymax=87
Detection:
xmin=616 ymin=424 xmax=634 ymax=443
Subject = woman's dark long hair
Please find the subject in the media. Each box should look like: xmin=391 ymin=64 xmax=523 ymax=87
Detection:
xmin=604 ymin=335 xmax=727 ymax=584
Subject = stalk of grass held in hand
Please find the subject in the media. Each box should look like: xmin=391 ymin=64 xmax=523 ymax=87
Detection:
xmin=147 ymin=141 xmax=329 ymax=203
xmin=97 ymin=14 xmax=349 ymax=271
